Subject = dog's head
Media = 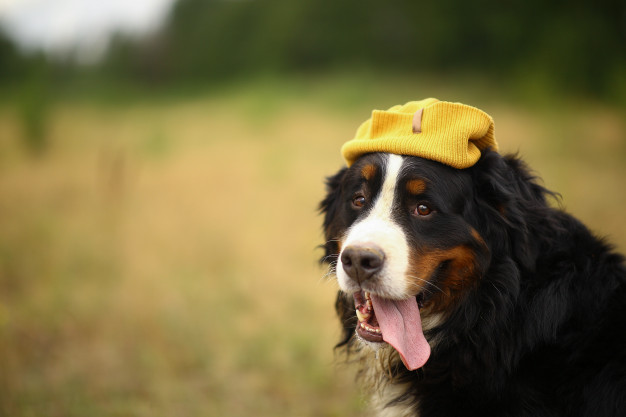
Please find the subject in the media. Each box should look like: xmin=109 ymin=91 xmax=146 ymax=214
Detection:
xmin=321 ymin=152 xmax=491 ymax=368
xmin=320 ymin=149 xmax=549 ymax=370
xmin=320 ymin=99 xmax=554 ymax=371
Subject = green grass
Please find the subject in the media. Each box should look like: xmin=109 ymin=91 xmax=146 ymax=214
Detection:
xmin=0 ymin=77 xmax=625 ymax=416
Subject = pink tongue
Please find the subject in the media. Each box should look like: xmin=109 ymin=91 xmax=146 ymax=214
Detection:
xmin=370 ymin=294 xmax=431 ymax=371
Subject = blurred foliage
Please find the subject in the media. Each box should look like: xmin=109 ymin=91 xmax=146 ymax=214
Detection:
xmin=1 ymin=0 xmax=625 ymax=103
xmin=0 ymin=30 xmax=23 ymax=80
xmin=17 ymin=69 xmax=51 ymax=155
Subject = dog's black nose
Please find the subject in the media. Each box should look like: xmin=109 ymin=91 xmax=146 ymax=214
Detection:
xmin=341 ymin=244 xmax=385 ymax=283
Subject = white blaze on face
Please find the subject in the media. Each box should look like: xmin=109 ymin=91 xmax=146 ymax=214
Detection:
xmin=337 ymin=154 xmax=410 ymax=299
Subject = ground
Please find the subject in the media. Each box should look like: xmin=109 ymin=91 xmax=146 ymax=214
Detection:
xmin=0 ymin=75 xmax=624 ymax=416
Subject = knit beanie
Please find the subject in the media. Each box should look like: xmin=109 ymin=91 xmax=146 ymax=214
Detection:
xmin=341 ymin=98 xmax=498 ymax=169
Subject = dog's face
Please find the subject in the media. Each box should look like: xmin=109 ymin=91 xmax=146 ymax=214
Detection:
xmin=321 ymin=153 xmax=491 ymax=366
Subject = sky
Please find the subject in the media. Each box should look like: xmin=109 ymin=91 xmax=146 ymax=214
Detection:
xmin=0 ymin=0 xmax=177 ymax=62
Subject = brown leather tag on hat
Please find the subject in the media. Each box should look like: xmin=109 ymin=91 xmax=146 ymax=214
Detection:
xmin=412 ymin=108 xmax=423 ymax=133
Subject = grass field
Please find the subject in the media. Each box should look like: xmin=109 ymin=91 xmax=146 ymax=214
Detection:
xmin=1 ymin=76 xmax=625 ymax=416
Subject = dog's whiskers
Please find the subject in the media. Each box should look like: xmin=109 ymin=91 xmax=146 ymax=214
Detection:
xmin=321 ymin=253 xmax=339 ymax=263
xmin=319 ymin=261 xmax=338 ymax=284
xmin=406 ymin=275 xmax=445 ymax=295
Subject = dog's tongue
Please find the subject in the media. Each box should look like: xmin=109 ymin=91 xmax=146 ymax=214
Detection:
xmin=370 ymin=294 xmax=431 ymax=371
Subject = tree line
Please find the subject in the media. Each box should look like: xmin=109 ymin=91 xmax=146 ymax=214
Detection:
xmin=1 ymin=0 xmax=625 ymax=101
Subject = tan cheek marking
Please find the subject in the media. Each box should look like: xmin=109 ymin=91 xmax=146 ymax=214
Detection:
xmin=407 ymin=245 xmax=480 ymax=314
xmin=361 ymin=164 xmax=377 ymax=181
xmin=406 ymin=179 xmax=427 ymax=195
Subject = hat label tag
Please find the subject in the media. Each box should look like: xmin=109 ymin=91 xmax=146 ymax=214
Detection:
xmin=412 ymin=109 xmax=423 ymax=133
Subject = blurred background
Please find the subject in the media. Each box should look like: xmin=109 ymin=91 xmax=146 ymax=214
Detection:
xmin=0 ymin=1 xmax=624 ymax=416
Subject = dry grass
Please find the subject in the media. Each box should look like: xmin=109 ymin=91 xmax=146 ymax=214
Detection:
xmin=0 ymin=86 xmax=624 ymax=416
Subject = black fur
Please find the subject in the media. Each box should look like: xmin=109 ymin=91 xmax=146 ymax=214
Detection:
xmin=320 ymin=150 xmax=626 ymax=416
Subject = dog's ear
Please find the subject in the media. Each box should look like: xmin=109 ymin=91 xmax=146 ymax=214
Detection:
xmin=468 ymin=150 xmax=557 ymax=270
xmin=319 ymin=167 xmax=347 ymax=263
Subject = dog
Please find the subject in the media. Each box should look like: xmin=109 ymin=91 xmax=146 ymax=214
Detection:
xmin=319 ymin=102 xmax=626 ymax=416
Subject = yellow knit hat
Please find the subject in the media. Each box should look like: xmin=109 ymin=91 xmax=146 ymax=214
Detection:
xmin=341 ymin=98 xmax=498 ymax=169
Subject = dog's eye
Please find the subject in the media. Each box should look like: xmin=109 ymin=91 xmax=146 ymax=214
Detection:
xmin=352 ymin=195 xmax=367 ymax=208
xmin=414 ymin=204 xmax=432 ymax=216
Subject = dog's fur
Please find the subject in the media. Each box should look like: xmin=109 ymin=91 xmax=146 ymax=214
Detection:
xmin=320 ymin=150 xmax=626 ymax=416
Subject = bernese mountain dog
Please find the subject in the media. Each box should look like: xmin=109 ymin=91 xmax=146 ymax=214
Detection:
xmin=320 ymin=150 xmax=626 ymax=416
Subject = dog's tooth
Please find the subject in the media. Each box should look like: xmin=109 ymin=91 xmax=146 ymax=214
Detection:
xmin=356 ymin=309 xmax=370 ymax=322
xmin=356 ymin=309 xmax=364 ymax=322
xmin=361 ymin=322 xmax=381 ymax=334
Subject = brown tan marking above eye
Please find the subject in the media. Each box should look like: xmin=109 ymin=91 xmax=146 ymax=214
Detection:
xmin=361 ymin=164 xmax=378 ymax=181
xmin=406 ymin=179 xmax=427 ymax=195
